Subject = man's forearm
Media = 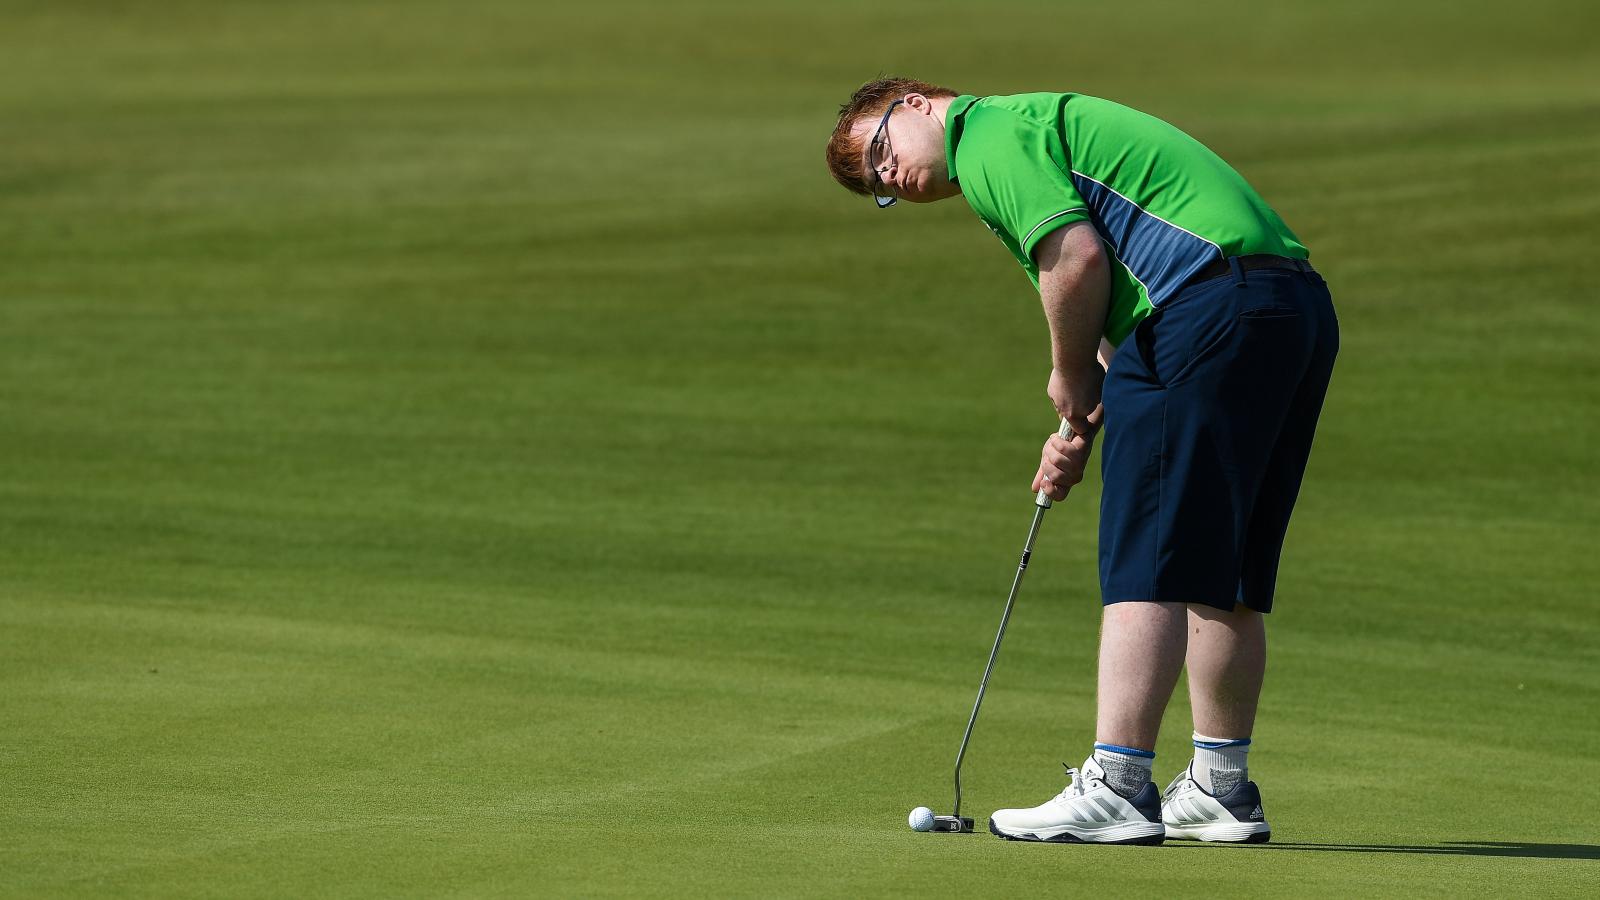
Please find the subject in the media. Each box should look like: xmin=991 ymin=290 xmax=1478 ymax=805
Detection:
xmin=1035 ymin=224 xmax=1111 ymax=373
xmin=1043 ymin=279 xmax=1108 ymax=373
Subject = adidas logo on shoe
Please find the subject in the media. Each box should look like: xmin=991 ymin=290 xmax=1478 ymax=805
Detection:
xmin=1248 ymin=805 xmax=1264 ymax=821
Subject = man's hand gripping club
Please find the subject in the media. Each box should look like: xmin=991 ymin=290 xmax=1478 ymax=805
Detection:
xmin=1033 ymin=367 xmax=1103 ymax=502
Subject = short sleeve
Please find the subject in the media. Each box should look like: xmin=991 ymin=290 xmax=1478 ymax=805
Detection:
xmin=962 ymin=110 xmax=1091 ymax=263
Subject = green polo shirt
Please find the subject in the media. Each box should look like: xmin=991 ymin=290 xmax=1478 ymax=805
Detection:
xmin=945 ymin=93 xmax=1308 ymax=347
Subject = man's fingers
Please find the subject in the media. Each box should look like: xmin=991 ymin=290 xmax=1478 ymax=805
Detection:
xmin=1048 ymin=432 xmax=1095 ymax=458
xmin=1054 ymin=403 xmax=1106 ymax=442
xmin=1032 ymin=464 xmax=1053 ymax=492
xmin=1034 ymin=458 xmax=1072 ymax=499
xmin=1037 ymin=425 xmax=1097 ymax=495
xmin=1045 ymin=444 xmax=1088 ymax=473
xmin=1085 ymin=403 xmax=1106 ymax=431
xmin=1036 ymin=461 xmax=1082 ymax=488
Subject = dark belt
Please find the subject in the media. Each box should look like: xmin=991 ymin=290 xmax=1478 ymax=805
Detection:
xmin=1186 ymin=254 xmax=1315 ymax=289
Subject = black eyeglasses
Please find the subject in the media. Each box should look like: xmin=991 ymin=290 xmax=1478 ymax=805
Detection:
xmin=867 ymin=100 xmax=902 ymax=208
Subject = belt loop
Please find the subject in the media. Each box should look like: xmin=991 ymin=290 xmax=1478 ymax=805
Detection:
xmin=1228 ymin=256 xmax=1247 ymax=286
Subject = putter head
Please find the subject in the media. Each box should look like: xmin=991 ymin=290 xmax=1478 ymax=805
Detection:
xmin=932 ymin=815 xmax=974 ymax=833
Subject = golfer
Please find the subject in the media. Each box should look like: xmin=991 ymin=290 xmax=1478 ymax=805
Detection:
xmin=825 ymin=79 xmax=1338 ymax=844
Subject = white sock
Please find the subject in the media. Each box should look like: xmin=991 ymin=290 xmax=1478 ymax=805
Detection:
xmin=1192 ymin=732 xmax=1250 ymax=795
xmin=1092 ymin=742 xmax=1155 ymax=798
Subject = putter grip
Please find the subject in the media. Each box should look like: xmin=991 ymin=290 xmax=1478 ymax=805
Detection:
xmin=1035 ymin=418 xmax=1077 ymax=508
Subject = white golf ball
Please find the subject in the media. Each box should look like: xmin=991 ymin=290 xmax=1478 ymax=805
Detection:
xmin=908 ymin=806 xmax=935 ymax=832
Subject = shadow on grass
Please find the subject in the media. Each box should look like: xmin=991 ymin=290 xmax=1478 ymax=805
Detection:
xmin=1175 ymin=841 xmax=1600 ymax=860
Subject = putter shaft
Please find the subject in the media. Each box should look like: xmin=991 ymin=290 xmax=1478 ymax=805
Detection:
xmin=951 ymin=419 xmax=1074 ymax=821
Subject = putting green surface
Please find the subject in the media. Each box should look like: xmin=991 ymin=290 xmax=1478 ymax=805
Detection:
xmin=3 ymin=1 xmax=1598 ymax=895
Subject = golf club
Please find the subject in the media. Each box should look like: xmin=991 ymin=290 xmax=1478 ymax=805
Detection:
xmin=911 ymin=418 xmax=1076 ymax=834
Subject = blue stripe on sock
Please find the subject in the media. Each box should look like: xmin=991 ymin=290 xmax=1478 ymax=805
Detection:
xmin=1093 ymin=742 xmax=1156 ymax=759
xmin=1193 ymin=738 xmax=1252 ymax=750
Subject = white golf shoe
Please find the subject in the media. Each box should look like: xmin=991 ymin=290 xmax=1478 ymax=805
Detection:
xmin=988 ymin=757 xmax=1165 ymax=845
xmin=1161 ymin=763 xmax=1271 ymax=843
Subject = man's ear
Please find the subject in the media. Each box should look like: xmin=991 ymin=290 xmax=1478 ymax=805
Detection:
xmin=903 ymin=92 xmax=930 ymax=114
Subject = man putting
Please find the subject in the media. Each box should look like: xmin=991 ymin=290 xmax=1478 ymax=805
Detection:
xmin=826 ymin=79 xmax=1338 ymax=844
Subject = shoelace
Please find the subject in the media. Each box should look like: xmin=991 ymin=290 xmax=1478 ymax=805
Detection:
xmin=1055 ymin=763 xmax=1089 ymax=801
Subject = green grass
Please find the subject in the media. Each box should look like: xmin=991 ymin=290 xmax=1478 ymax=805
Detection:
xmin=2 ymin=0 xmax=1598 ymax=895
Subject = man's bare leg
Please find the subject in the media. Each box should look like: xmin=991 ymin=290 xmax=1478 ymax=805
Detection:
xmin=1095 ymin=601 xmax=1187 ymax=748
xmin=1183 ymin=603 xmax=1265 ymax=795
xmin=1158 ymin=603 xmax=1273 ymax=841
xmin=1185 ymin=604 xmax=1266 ymax=738
xmin=1087 ymin=601 xmax=1186 ymax=798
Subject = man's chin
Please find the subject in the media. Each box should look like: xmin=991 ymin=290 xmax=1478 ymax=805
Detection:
xmin=897 ymin=180 xmax=948 ymax=202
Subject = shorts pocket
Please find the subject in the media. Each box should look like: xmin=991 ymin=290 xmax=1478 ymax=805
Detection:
xmin=1161 ymin=316 xmax=1240 ymax=386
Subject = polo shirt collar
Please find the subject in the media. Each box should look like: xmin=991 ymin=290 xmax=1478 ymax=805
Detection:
xmin=944 ymin=94 xmax=980 ymax=182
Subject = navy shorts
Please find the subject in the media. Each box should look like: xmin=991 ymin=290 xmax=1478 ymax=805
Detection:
xmin=1099 ymin=261 xmax=1338 ymax=613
